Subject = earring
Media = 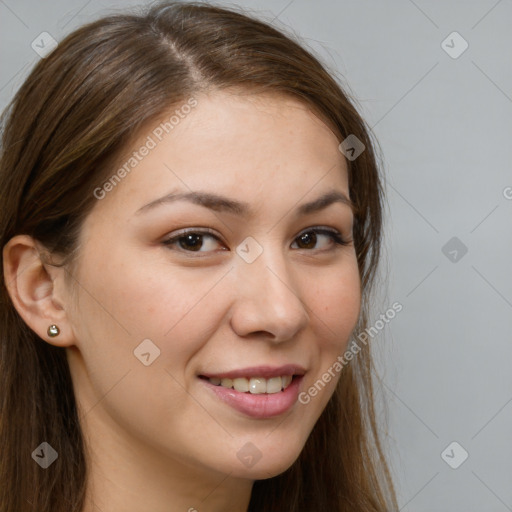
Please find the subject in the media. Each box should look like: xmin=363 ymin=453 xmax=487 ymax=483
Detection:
xmin=47 ymin=324 xmax=60 ymax=337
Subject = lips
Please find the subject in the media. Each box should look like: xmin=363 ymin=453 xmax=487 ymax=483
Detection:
xmin=198 ymin=364 xmax=306 ymax=418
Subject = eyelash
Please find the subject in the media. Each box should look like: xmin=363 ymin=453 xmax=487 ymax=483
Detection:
xmin=161 ymin=226 xmax=351 ymax=255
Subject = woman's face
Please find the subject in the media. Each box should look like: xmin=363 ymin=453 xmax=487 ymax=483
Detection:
xmin=65 ymin=90 xmax=361 ymax=483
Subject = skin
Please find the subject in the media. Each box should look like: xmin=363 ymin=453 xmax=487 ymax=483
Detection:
xmin=4 ymin=90 xmax=361 ymax=512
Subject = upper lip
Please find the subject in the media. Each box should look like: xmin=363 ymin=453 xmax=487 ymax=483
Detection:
xmin=199 ymin=364 xmax=306 ymax=380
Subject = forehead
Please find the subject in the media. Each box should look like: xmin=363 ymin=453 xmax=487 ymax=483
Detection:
xmin=92 ymin=90 xmax=349 ymax=218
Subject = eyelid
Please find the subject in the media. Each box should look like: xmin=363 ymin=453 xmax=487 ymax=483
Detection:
xmin=296 ymin=225 xmax=338 ymax=238
xmin=161 ymin=227 xmax=228 ymax=253
xmin=292 ymin=226 xmax=352 ymax=249
xmin=164 ymin=226 xmax=221 ymax=240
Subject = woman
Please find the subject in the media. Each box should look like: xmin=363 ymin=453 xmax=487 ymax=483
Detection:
xmin=0 ymin=2 xmax=398 ymax=511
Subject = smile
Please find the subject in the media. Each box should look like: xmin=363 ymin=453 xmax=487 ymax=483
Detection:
xmin=204 ymin=375 xmax=294 ymax=394
xmin=198 ymin=364 xmax=306 ymax=417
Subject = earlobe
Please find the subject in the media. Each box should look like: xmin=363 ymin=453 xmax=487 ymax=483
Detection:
xmin=2 ymin=234 xmax=74 ymax=347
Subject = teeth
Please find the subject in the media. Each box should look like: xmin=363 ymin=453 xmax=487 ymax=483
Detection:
xmin=233 ymin=378 xmax=250 ymax=392
xmin=249 ymin=377 xmax=267 ymax=394
xmin=221 ymin=378 xmax=233 ymax=388
xmin=282 ymin=375 xmax=292 ymax=388
xmin=265 ymin=377 xmax=282 ymax=394
xmin=207 ymin=375 xmax=294 ymax=394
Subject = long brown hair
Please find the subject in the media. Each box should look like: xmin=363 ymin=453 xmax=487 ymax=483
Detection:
xmin=0 ymin=2 xmax=397 ymax=511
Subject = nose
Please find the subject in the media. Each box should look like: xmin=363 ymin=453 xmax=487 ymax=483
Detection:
xmin=229 ymin=248 xmax=310 ymax=343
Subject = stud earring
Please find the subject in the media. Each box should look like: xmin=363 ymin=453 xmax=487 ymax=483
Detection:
xmin=47 ymin=324 xmax=60 ymax=337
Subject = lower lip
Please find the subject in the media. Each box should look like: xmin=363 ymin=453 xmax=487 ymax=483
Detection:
xmin=200 ymin=376 xmax=303 ymax=419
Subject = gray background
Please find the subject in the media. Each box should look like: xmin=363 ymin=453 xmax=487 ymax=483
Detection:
xmin=1 ymin=1 xmax=511 ymax=510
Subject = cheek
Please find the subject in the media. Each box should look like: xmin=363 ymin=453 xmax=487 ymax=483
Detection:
xmin=69 ymin=249 xmax=225 ymax=436
xmin=76 ymin=251 xmax=234 ymax=391
xmin=84 ymin=245 xmax=214 ymax=337
xmin=310 ymin=260 xmax=361 ymax=345
xmin=295 ymin=263 xmax=360 ymax=412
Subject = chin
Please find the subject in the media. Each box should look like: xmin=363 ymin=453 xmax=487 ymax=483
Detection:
xmin=229 ymin=446 xmax=303 ymax=481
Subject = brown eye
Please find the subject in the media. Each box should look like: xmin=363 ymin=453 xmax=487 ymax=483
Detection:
xmin=162 ymin=229 xmax=226 ymax=254
xmin=291 ymin=228 xmax=349 ymax=251
xmin=178 ymin=233 xmax=204 ymax=251
xmin=296 ymin=231 xmax=317 ymax=249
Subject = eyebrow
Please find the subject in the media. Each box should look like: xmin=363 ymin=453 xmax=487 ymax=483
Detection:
xmin=135 ymin=189 xmax=355 ymax=217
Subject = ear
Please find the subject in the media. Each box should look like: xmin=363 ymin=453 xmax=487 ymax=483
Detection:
xmin=2 ymin=234 xmax=75 ymax=347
